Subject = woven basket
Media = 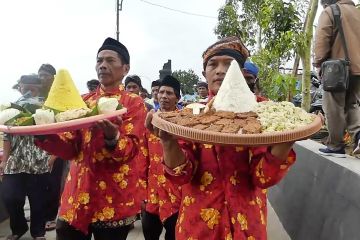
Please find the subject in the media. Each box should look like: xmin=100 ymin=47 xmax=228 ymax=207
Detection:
xmin=152 ymin=113 xmax=323 ymax=146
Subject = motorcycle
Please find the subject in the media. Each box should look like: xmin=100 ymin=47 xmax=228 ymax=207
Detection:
xmin=293 ymin=74 xmax=324 ymax=115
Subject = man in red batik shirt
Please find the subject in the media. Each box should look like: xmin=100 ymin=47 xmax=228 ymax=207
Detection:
xmin=146 ymin=36 xmax=296 ymax=240
xmin=36 ymin=37 xmax=147 ymax=240
xmin=141 ymin=75 xmax=182 ymax=240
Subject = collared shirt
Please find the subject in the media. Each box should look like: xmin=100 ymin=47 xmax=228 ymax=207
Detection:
xmin=36 ymin=85 xmax=147 ymax=234
xmin=4 ymin=96 xmax=50 ymax=175
xmin=4 ymin=134 xmax=50 ymax=174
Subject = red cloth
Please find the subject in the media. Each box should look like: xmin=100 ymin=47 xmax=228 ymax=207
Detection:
xmin=164 ymin=143 xmax=296 ymax=240
xmin=144 ymin=131 xmax=181 ymax=222
xmin=36 ymin=85 xmax=147 ymax=233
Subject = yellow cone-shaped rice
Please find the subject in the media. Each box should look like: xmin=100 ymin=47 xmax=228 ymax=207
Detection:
xmin=44 ymin=69 xmax=87 ymax=111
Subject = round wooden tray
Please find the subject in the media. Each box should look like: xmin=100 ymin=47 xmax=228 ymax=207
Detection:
xmin=152 ymin=112 xmax=323 ymax=146
xmin=0 ymin=108 xmax=127 ymax=135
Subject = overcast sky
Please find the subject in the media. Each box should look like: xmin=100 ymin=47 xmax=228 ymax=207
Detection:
xmin=0 ymin=0 xmax=223 ymax=102
xmin=0 ymin=0 xmax=358 ymax=103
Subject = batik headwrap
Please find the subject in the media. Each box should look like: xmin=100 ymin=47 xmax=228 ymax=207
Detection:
xmin=202 ymin=36 xmax=250 ymax=70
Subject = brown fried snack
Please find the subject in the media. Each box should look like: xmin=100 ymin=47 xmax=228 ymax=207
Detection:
xmin=176 ymin=117 xmax=200 ymax=127
xmin=221 ymin=123 xmax=241 ymax=133
xmin=242 ymin=119 xmax=262 ymax=134
xmin=199 ymin=115 xmax=221 ymax=124
xmin=204 ymin=124 xmax=224 ymax=132
xmin=214 ymin=111 xmax=236 ymax=119
xmin=180 ymin=108 xmax=194 ymax=116
xmin=233 ymin=118 xmax=247 ymax=128
xmin=214 ymin=118 xmax=234 ymax=125
xmin=159 ymin=111 xmax=180 ymax=119
xmin=166 ymin=117 xmax=181 ymax=124
xmin=192 ymin=124 xmax=209 ymax=130
xmin=237 ymin=111 xmax=258 ymax=119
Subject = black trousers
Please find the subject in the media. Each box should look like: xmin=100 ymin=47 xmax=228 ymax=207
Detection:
xmin=45 ymin=158 xmax=65 ymax=221
xmin=1 ymin=173 xmax=49 ymax=238
xmin=141 ymin=210 xmax=178 ymax=240
xmin=56 ymin=219 xmax=131 ymax=240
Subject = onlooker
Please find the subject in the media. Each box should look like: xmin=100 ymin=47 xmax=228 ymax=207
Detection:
xmin=37 ymin=64 xmax=65 ymax=232
xmin=125 ymin=75 xmax=153 ymax=111
xmin=243 ymin=61 xmax=266 ymax=100
xmin=146 ymin=36 xmax=296 ymax=240
xmin=141 ymin=76 xmax=181 ymax=240
xmin=140 ymin=88 xmax=150 ymax=101
xmin=195 ymin=81 xmax=208 ymax=104
xmin=36 ymin=37 xmax=147 ymax=240
xmin=146 ymin=80 xmax=161 ymax=111
xmin=0 ymin=75 xmax=50 ymax=240
xmin=314 ymin=0 xmax=360 ymax=157
xmin=38 ymin=64 xmax=56 ymax=98
xmin=87 ymin=79 xmax=100 ymax=92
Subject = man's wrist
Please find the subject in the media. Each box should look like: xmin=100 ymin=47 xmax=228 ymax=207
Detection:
xmin=104 ymin=131 xmax=120 ymax=147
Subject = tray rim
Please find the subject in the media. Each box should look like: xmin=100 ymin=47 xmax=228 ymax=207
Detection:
xmin=0 ymin=108 xmax=127 ymax=135
xmin=151 ymin=112 xmax=323 ymax=146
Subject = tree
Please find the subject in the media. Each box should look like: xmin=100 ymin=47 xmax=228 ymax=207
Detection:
xmin=298 ymin=0 xmax=318 ymax=111
xmin=172 ymin=69 xmax=200 ymax=95
xmin=214 ymin=0 xmax=316 ymax=108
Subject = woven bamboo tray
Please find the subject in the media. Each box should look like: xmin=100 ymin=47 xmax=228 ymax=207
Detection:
xmin=152 ymin=113 xmax=322 ymax=146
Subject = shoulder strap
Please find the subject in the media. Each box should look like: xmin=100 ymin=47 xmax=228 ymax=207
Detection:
xmin=330 ymin=4 xmax=350 ymax=62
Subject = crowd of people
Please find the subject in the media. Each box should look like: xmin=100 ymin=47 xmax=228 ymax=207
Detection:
xmin=0 ymin=0 xmax=359 ymax=239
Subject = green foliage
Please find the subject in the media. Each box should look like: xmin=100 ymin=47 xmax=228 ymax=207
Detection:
xmin=214 ymin=0 xmax=313 ymax=104
xmin=172 ymin=70 xmax=201 ymax=95
xmin=251 ymin=49 xmax=297 ymax=101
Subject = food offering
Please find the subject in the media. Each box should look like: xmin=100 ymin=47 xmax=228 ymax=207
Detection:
xmin=152 ymin=61 xmax=322 ymax=145
xmin=0 ymin=69 xmax=127 ymax=135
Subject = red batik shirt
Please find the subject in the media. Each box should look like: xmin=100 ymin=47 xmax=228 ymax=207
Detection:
xmin=144 ymin=131 xmax=181 ymax=222
xmin=165 ymin=143 xmax=296 ymax=240
xmin=36 ymin=85 xmax=147 ymax=233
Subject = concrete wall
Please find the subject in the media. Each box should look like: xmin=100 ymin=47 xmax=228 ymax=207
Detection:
xmin=269 ymin=140 xmax=360 ymax=240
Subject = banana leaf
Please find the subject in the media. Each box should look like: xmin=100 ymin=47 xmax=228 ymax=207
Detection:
xmin=4 ymin=112 xmax=33 ymax=126
xmin=116 ymin=104 xmax=123 ymax=110
xmin=87 ymin=106 xmax=99 ymax=117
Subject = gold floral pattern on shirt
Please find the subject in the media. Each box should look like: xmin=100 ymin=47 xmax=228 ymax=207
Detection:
xmin=99 ymin=181 xmax=107 ymax=190
xmin=226 ymin=233 xmax=233 ymax=240
xmin=118 ymin=138 xmax=128 ymax=151
xmin=183 ymin=196 xmax=195 ymax=207
xmin=169 ymin=192 xmax=176 ymax=203
xmin=260 ymin=209 xmax=266 ymax=225
xmin=137 ymin=179 xmax=147 ymax=189
xmin=200 ymin=171 xmax=214 ymax=191
xmin=62 ymin=208 xmax=75 ymax=222
xmin=151 ymin=154 xmax=161 ymax=163
xmin=200 ymin=208 xmax=220 ymax=229
xmin=119 ymin=164 xmax=130 ymax=175
xmin=237 ymin=213 xmax=248 ymax=231
xmin=124 ymin=123 xmax=134 ymax=134
xmin=248 ymin=236 xmax=256 ymax=240
xmin=148 ymin=134 xmax=159 ymax=143
xmin=106 ymin=196 xmax=113 ymax=204
xmin=150 ymin=193 xmax=159 ymax=204
xmin=235 ymin=146 xmax=244 ymax=152
xmin=157 ymin=174 xmax=166 ymax=184
xmin=140 ymin=146 xmax=149 ymax=157
xmin=78 ymin=192 xmax=90 ymax=205
xmin=203 ymin=144 xmax=213 ymax=149
xmin=230 ymin=171 xmax=239 ymax=186
xmin=84 ymin=131 xmax=91 ymax=144
xmin=68 ymin=196 xmax=74 ymax=205
xmin=255 ymin=158 xmax=271 ymax=184
xmin=93 ymin=206 xmax=115 ymax=222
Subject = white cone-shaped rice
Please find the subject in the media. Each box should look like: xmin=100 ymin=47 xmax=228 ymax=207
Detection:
xmin=213 ymin=60 xmax=258 ymax=113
